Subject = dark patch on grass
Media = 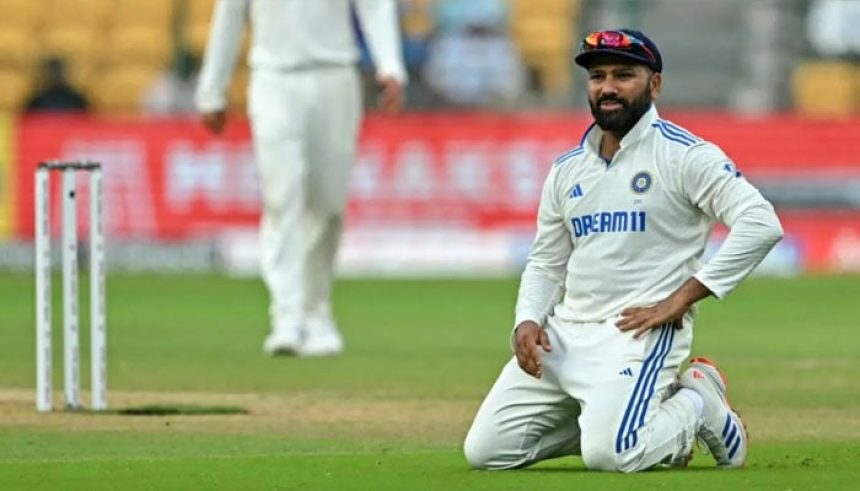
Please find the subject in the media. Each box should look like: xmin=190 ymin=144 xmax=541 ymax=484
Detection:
xmin=111 ymin=405 xmax=249 ymax=416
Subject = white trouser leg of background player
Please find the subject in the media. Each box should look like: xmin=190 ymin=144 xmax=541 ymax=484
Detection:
xmin=249 ymin=66 xmax=361 ymax=354
xmin=302 ymin=66 xmax=361 ymax=355
xmin=465 ymin=317 xmax=698 ymax=472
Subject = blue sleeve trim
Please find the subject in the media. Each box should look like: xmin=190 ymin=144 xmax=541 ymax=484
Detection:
xmin=553 ymin=147 xmax=584 ymax=166
xmin=660 ymin=120 xmax=701 ymax=142
xmin=652 ymin=122 xmax=694 ymax=146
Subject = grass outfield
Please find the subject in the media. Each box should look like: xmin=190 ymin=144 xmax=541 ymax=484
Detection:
xmin=0 ymin=273 xmax=858 ymax=490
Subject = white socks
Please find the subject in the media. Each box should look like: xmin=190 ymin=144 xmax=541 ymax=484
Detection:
xmin=677 ymin=388 xmax=704 ymax=426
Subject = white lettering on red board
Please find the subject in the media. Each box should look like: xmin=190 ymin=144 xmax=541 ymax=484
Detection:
xmin=165 ymin=141 xmax=259 ymax=213
xmin=61 ymin=139 xmax=157 ymax=237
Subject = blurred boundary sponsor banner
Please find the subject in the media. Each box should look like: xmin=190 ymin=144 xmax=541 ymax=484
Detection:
xmin=219 ymin=226 xmax=536 ymax=277
xmin=218 ymin=212 xmax=859 ymax=277
xmin=13 ymin=113 xmax=587 ymax=240
xmin=352 ymin=113 xmax=582 ymax=228
xmin=662 ymin=112 xmax=860 ymax=178
xmin=15 ymin=115 xmax=260 ymax=240
xmin=0 ymin=240 xmax=218 ymax=272
xmin=757 ymin=178 xmax=860 ymax=209
xmin=780 ymin=211 xmax=860 ymax=273
xmin=1 ymin=212 xmax=856 ymax=275
xmin=13 ymin=113 xmax=860 ymax=241
xmin=8 ymin=113 xmax=860 ymax=274
xmin=0 ymin=113 xmax=14 ymax=238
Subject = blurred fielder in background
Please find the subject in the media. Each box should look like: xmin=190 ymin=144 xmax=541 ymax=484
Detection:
xmin=195 ymin=0 xmax=406 ymax=357
xmin=464 ymin=29 xmax=783 ymax=472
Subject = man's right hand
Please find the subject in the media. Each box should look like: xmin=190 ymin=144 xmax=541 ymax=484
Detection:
xmin=514 ymin=321 xmax=552 ymax=379
xmin=201 ymin=110 xmax=227 ymax=135
xmin=377 ymin=75 xmax=403 ymax=115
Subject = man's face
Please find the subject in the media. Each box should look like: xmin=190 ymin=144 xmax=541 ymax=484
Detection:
xmin=587 ymin=60 xmax=661 ymax=134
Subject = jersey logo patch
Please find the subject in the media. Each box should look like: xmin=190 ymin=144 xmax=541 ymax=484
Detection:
xmin=569 ymin=183 xmax=584 ymax=198
xmin=722 ymin=161 xmax=743 ymax=177
xmin=619 ymin=367 xmax=634 ymax=377
xmin=631 ymin=171 xmax=652 ymax=194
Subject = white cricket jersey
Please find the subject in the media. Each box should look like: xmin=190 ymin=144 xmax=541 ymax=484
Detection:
xmin=195 ymin=0 xmax=406 ymax=112
xmin=515 ymin=105 xmax=783 ymax=326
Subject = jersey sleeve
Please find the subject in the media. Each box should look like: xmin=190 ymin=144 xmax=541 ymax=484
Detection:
xmin=194 ymin=0 xmax=250 ymax=113
xmin=680 ymin=143 xmax=784 ymax=298
xmin=352 ymin=0 xmax=408 ymax=83
xmin=514 ymin=166 xmax=570 ymax=329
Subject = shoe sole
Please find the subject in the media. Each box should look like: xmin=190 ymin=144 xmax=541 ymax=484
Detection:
xmin=688 ymin=357 xmax=749 ymax=468
xmin=264 ymin=339 xmax=301 ymax=357
xmin=267 ymin=347 xmax=299 ymax=356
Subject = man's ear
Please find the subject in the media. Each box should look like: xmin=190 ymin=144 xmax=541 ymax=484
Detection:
xmin=650 ymin=72 xmax=662 ymax=99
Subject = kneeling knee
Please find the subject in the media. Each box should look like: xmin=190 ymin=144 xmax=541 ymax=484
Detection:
xmin=463 ymin=431 xmax=520 ymax=470
xmin=581 ymin=439 xmax=640 ymax=473
xmin=463 ymin=436 xmax=497 ymax=469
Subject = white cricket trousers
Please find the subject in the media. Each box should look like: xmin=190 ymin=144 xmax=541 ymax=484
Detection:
xmin=247 ymin=65 xmax=362 ymax=333
xmin=464 ymin=316 xmax=699 ymax=472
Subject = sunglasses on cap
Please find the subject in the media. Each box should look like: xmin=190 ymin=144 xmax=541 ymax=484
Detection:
xmin=580 ymin=30 xmax=657 ymax=64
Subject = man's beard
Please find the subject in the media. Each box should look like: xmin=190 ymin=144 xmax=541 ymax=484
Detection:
xmin=589 ymin=88 xmax=652 ymax=135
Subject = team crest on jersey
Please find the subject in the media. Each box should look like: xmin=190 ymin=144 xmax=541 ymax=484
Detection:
xmin=631 ymin=171 xmax=652 ymax=194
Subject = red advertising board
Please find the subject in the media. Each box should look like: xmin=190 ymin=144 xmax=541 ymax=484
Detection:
xmin=16 ymin=115 xmax=259 ymax=239
xmin=14 ymin=113 xmax=590 ymax=238
xmin=765 ymin=211 xmax=860 ymax=272
xmin=9 ymin=112 xmax=860 ymax=272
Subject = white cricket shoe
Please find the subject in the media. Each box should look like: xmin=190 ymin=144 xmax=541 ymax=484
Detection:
xmin=263 ymin=329 xmax=302 ymax=356
xmin=297 ymin=317 xmax=344 ymax=357
xmin=679 ymin=357 xmax=747 ymax=468
xmin=657 ymin=377 xmax=696 ymax=469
